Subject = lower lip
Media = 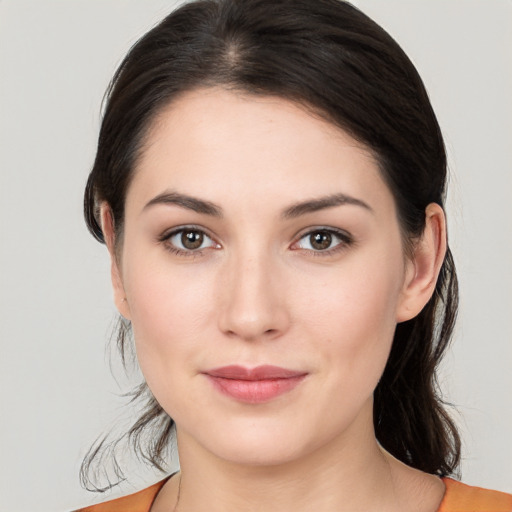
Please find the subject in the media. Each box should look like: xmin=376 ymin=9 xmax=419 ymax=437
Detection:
xmin=206 ymin=375 xmax=306 ymax=404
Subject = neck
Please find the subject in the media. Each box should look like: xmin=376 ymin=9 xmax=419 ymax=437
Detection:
xmin=170 ymin=407 xmax=405 ymax=512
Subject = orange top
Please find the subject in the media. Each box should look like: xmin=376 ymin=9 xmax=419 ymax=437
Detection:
xmin=74 ymin=479 xmax=166 ymax=512
xmin=75 ymin=476 xmax=512 ymax=512
xmin=438 ymin=478 xmax=512 ymax=512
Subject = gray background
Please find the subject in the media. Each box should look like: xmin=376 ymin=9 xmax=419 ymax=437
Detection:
xmin=0 ymin=1 xmax=510 ymax=510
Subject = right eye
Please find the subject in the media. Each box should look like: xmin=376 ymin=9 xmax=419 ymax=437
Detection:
xmin=162 ymin=227 xmax=220 ymax=255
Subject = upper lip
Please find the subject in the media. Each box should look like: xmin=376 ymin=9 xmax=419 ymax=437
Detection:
xmin=204 ymin=365 xmax=307 ymax=380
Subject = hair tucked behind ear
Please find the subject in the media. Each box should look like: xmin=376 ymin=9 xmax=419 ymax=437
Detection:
xmin=374 ymin=249 xmax=460 ymax=476
xmin=82 ymin=0 xmax=460 ymax=490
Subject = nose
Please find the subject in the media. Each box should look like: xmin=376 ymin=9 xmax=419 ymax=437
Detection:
xmin=217 ymin=251 xmax=290 ymax=342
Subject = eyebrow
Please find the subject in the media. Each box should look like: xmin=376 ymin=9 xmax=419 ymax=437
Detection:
xmin=142 ymin=190 xmax=373 ymax=218
xmin=282 ymin=193 xmax=373 ymax=218
xmin=143 ymin=191 xmax=223 ymax=217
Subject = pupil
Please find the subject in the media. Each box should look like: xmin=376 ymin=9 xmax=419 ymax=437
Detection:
xmin=182 ymin=230 xmax=203 ymax=250
xmin=311 ymin=232 xmax=332 ymax=250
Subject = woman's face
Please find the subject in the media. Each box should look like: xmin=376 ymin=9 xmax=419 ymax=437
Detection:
xmin=109 ymin=88 xmax=422 ymax=466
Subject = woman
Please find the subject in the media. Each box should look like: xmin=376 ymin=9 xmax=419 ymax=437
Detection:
xmin=76 ymin=0 xmax=512 ymax=510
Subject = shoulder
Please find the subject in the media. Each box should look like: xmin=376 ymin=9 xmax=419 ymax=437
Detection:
xmin=438 ymin=477 xmax=512 ymax=512
xmin=73 ymin=479 xmax=168 ymax=512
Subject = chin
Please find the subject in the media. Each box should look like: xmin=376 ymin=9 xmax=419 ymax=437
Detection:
xmin=184 ymin=410 xmax=352 ymax=470
xmin=212 ymin=437 xmax=310 ymax=467
xmin=177 ymin=414 xmax=315 ymax=467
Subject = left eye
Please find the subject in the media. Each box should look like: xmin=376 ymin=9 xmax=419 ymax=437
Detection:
xmin=294 ymin=229 xmax=348 ymax=252
xmin=167 ymin=228 xmax=218 ymax=251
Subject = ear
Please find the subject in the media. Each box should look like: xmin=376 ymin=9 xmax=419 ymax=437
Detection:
xmin=100 ymin=204 xmax=131 ymax=320
xmin=396 ymin=203 xmax=447 ymax=323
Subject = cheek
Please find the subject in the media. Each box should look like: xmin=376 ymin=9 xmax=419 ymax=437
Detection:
xmin=298 ymin=251 xmax=403 ymax=388
xmin=121 ymin=250 xmax=217 ymax=380
xmin=301 ymin=250 xmax=402 ymax=334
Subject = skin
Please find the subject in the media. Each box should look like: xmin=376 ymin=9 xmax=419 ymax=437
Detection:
xmin=101 ymin=88 xmax=447 ymax=511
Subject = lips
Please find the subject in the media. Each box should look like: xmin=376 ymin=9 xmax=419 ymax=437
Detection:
xmin=203 ymin=365 xmax=307 ymax=404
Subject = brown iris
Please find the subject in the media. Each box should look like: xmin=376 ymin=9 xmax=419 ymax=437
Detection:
xmin=181 ymin=230 xmax=204 ymax=250
xmin=310 ymin=231 xmax=332 ymax=250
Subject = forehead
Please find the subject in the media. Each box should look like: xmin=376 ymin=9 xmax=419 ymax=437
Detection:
xmin=128 ymin=87 xmax=393 ymax=215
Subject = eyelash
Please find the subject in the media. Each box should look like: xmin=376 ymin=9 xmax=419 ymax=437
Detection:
xmin=158 ymin=226 xmax=354 ymax=258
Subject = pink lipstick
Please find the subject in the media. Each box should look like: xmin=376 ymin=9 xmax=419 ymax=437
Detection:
xmin=203 ymin=365 xmax=307 ymax=404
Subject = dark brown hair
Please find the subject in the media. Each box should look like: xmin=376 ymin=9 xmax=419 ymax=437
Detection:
xmin=82 ymin=0 xmax=460 ymax=491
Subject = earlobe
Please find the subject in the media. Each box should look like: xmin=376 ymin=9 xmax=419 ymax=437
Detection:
xmin=396 ymin=203 xmax=447 ymax=323
xmin=99 ymin=204 xmax=132 ymax=320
